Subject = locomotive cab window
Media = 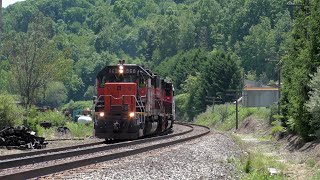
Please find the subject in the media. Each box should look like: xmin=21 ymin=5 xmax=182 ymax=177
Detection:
xmin=165 ymin=89 xmax=171 ymax=96
xmin=99 ymin=76 xmax=107 ymax=88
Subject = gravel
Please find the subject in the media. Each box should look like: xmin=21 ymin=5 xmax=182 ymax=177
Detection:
xmin=0 ymin=125 xmax=197 ymax=176
xmin=47 ymin=131 xmax=241 ymax=180
xmin=0 ymin=124 xmax=189 ymax=157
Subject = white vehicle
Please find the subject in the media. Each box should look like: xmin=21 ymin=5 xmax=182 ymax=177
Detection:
xmin=77 ymin=115 xmax=92 ymax=124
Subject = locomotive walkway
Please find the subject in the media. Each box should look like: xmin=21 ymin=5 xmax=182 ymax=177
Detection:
xmin=0 ymin=123 xmax=209 ymax=180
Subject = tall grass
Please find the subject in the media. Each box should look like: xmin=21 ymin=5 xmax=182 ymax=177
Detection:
xmin=195 ymin=104 xmax=271 ymax=130
xmin=28 ymin=110 xmax=66 ymax=132
xmin=65 ymin=122 xmax=94 ymax=138
xmin=36 ymin=125 xmax=56 ymax=139
xmin=240 ymin=151 xmax=286 ymax=180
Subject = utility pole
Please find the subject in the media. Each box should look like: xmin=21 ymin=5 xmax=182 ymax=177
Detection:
xmin=266 ymin=58 xmax=281 ymax=115
xmin=226 ymin=90 xmax=242 ymax=130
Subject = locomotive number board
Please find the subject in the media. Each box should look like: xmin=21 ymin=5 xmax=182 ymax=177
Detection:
xmin=108 ymin=67 xmax=138 ymax=74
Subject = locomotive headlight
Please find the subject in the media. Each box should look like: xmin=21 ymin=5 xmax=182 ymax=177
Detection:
xmin=129 ymin=112 xmax=135 ymax=118
xmin=119 ymin=65 xmax=124 ymax=74
xmin=99 ymin=112 xmax=105 ymax=117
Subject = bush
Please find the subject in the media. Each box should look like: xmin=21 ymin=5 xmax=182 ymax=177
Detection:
xmin=36 ymin=125 xmax=56 ymax=139
xmin=306 ymin=67 xmax=320 ymax=136
xmin=63 ymin=100 xmax=92 ymax=111
xmin=65 ymin=122 xmax=93 ymax=138
xmin=0 ymin=94 xmax=25 ymax=128
xmin=271 ymin=125 xmax=285 ymax=136
xmin=28 ymin=110 xmax=66 ymax=131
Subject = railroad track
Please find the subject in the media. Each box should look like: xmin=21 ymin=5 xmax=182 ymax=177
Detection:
xmin=0 ymin=123 xmax=209 ymax=180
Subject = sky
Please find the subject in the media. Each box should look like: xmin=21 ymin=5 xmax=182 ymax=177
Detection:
xmin=2 ymin=0 xmax=26 ymax=8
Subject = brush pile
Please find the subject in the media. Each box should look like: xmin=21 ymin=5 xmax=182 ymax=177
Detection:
xmin=0 ymin=126 xmax=47 ymax=150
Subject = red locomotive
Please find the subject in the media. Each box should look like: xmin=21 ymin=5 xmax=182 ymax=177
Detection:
xmin=93 ymin=60 xmax=175 ymax=140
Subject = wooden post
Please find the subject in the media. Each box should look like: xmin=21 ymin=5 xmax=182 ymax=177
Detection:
xmin=236 ymin=92 xmax=238 ymax=130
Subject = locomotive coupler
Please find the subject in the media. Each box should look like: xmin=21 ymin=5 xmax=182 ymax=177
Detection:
xmin=113 ymin=122 xmax=120 ymax=132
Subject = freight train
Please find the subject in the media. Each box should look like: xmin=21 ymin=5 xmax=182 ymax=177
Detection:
xmin=93 ymin=60 xmax=175 ymax=140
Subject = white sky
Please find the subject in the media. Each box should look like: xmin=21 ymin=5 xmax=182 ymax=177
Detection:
xmin=2 ymin=0 xmax=26 ymax=8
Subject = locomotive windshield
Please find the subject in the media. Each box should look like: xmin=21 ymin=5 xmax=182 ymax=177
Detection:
xmin=97 ymin=65 xmax=152 ymax=88
xmin=99 ymin=74 xmax=137 ymax=87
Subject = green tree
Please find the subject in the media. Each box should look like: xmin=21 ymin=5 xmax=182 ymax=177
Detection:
xmin=44 ymin=81 xmax=68 ymax=108
xmin=240 ymin=17 xmax=277 ymax=79
xmin=3 ymin=13 xmax=67 ymax=107
xmin=305 ymin=67 xmax=320 ymax=138
xmin=201 ymin=49 xmax=241 ymax=101
xmin=281 ymin=0 xmax=320 ymax=140
xmin=0 ymin=94 xmax=25 ymax=128
xmin=181 ymin=73 xmax=206 ymax=121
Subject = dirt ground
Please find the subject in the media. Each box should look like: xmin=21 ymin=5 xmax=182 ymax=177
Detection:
xmin=235 ymin=116 xmax=320 ymax=179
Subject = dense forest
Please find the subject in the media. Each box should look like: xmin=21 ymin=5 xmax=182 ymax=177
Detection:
xmin=0 ymin=0 xmax=320 ymax=140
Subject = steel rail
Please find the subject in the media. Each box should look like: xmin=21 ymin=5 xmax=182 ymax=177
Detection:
xmin=0 ymin=123 xmax=192 ymax=170
xmin=0 ymin=141 xmax=105 ymax=161
xmin=0 ymin=123 xmax=184 ymax=161
xmin=0 ymin=123 xmax=209 ymax=180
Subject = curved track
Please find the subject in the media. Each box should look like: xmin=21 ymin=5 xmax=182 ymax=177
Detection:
xmin=0 ymin=123 xmax=209 ymax=180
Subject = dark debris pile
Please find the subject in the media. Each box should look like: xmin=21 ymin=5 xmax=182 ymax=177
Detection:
xmin=0 ymin=126 xmax=48 ymax=150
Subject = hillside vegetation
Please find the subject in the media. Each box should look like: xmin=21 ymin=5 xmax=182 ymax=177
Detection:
xmin=0 ymin=0 xmax=320 ymax=141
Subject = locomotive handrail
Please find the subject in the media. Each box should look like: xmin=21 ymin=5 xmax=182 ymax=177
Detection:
xmin=94 ymin=95 xmax=145 ymax=113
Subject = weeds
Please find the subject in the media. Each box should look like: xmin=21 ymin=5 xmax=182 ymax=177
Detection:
xmin=28 ymin=110 xmax=66 ymax=132
xmin=306 ymin=159 xmax=316 ymax=168
xmin=65 ymin=122 xmax=93 ymax=138
xmin=195 ymin=104 xmax=271 ymax=130
xmin=311 ymin=170 xmax=320 ymax=180
xmin=36 ymin=125 xmax=55 ymax=139
xmin=271 ymin=125 xmax=285 ymax=136
xmin=240 ymin=151 xmax=286 ymax=180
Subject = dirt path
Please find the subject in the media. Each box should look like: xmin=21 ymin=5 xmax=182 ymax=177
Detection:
xmin=235 ymin=117 xmax=319 ymax=179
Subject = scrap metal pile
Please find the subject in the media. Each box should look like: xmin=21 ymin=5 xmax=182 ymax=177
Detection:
xmin=0 ymin=126 xmax=47 ymax=150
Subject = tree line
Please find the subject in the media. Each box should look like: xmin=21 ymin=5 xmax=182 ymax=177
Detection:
xmin=1 ymin=0 xmax=319 ymax=140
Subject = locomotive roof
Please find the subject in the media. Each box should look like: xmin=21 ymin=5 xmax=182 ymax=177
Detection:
xmin=97 ymin=64 xmax=153 ymax=78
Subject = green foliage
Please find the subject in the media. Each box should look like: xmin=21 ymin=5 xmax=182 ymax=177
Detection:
xmin=63 ymin=100 xmax=92 ymax=110
xmin=158 ymin=48 xmax=241 ymax=120
xmin=65 ymin=122 xmax=93 ymax=138
xmin=35 ymin=125 xmax=56 ymax=139
xmin=174 ymin=93 xmax=189 ymax=121
xmin=0 ymin=94 xmax=25 ymax=128
xmin=181 ymin=73 xmax=206 ymax=121
xmin=43 ymin=81 xmax=68 ymax=108
xmin=4 ymin=0 xmax=317 ymax=141
xmin=241 ymin=152 xmax=286 ymax=180
xmin=28 ymin=111 xmax=66 ymax=131
xmin=195 ymin=105 xmax=270 ymax=130
xmin=246 ymin=70 xmax=257 ymax=81
xmin=281 ymin=1 xmax=320 ymax=141
xmin=305 ymin=67 xmax=320 ymax=137
xmin=312 ymin=170 xmax=320 ymax=180
xmin=271 ymin=125 xmax=285 ymax=136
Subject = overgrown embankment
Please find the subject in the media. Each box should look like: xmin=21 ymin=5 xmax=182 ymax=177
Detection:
xmin=194 ymin=104 xmax=320 ymax=179
xmin=195 ymin=104 xmax=271 ymax=131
